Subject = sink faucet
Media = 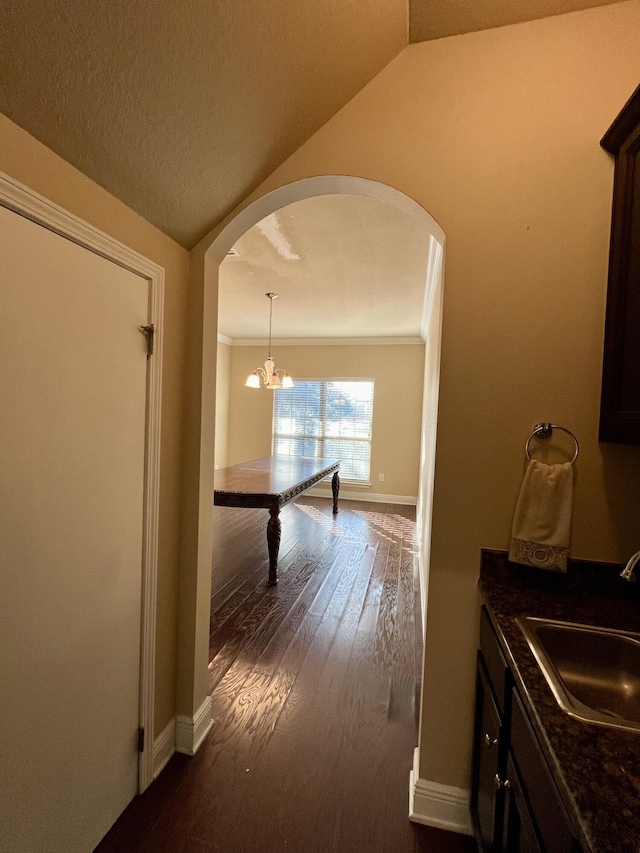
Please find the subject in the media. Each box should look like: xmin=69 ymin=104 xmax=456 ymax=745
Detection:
xmin=620 ymin=551 xmax=640 ymax=582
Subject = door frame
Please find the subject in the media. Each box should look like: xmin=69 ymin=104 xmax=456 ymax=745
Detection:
xmin=177 ymin=176 xmax=445 ymax=725
xmin=0 ymin=171 xmax=163 ymax=792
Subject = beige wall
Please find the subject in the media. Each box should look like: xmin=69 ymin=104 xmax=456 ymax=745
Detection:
xmin=198 ymin=1 xmax=640 ymax=790
xmin=0 ymin=114 xmax=190 ymax=738
xmin=226 ymin=344 xmax=425 ymax=498
xmin=215 ymin=341 xmax=232 ymax=469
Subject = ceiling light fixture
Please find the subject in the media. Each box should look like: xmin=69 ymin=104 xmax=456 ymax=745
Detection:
xmin=245 ymin=293 xmax=294 ymax=390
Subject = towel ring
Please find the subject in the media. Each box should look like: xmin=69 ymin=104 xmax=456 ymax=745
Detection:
xmin=525 ymin=423 xmax=579 ymax=464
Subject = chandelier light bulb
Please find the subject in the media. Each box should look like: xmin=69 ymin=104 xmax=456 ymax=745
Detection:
xmin=244 ymin=293 xmax=294 ymax=390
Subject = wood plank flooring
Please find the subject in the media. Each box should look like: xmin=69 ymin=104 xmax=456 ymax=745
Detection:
xmin=97 ymin=497 xmax=474 ymax=853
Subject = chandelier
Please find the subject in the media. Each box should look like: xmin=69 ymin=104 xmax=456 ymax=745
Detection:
xmin=245 ymin=293 xmax=294 ymax=390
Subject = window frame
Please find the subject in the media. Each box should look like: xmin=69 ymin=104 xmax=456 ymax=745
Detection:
xmin=271 ymin=376 xmax=375 ymax=485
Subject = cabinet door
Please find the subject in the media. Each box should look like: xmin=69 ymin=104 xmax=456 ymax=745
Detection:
xmin=502 ymin=754 xmax=543 ymax=853
xmin=510 ymin=691 xmax=578 ymax=853
xmin=600 ymin=84 xmax=640 ymax=444
xmin=480 ymin=607 xmax=509 ymax=717
xmin=471 ymin=654 xmax=503 ymax=852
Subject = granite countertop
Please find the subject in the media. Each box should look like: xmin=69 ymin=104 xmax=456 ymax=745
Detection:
xmin=479 ymin=550 xmax=640 ymax=853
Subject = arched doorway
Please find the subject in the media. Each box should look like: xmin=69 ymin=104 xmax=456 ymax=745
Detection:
xmin=176 ymin=176 xmax=445 ymax=764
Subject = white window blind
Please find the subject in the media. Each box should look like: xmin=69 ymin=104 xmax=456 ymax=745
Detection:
xmin=272 ymin=379 xmax=374 ymax=482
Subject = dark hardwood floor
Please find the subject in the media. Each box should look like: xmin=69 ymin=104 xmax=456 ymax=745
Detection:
xmin=97 ymin=497 xmax=474 ymax=853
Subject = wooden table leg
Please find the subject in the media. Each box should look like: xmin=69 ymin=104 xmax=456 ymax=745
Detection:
xmin=267 ymin=506 xmax=281 ymax=585
xmin=332 ymin=471 xmax=340 ymax=514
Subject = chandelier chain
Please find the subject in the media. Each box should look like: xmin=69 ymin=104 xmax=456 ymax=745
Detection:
xmin=245 ymin=292 xmax=292 ymax=389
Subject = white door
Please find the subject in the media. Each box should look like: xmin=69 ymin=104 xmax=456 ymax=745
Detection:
xmin=0 ymin=205 xmax=149 ymax=852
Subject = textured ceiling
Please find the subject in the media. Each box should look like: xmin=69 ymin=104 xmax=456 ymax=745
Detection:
xmin=218 ymin=195 xmax=430 ymax=340
xmin=0 ymin=0 xmax=407 ymax=248
xmin=0 ymin=1 xmax=620 ymax=249
xmin=409 ymin=0 xmax=624 ymax=42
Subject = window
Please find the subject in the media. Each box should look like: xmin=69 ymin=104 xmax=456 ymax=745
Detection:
xmin=272 ymin=380 xmax=374 ymax=482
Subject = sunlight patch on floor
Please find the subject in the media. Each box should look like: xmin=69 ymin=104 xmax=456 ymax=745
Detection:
xmin=353 ymin=509 xmax=416 ymax=541
xmin=294 ymin=502 xmax=417 ymax=553
xmin=292 ymin=502 xmax=361 ymax=541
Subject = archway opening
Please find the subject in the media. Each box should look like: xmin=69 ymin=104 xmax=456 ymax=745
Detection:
xmin=177 ymin=176 xmax=445 ymax=769
xmin=206 ymin=176 xmax=444 ymax=630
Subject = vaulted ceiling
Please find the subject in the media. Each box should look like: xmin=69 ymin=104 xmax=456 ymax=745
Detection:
xmin=1 ymin=0 xmax=621 ymax=249
xmin=1 ymin=0 xmax=406 ymax=248
xmin=409 ymin=0 xmax=622 ymax=42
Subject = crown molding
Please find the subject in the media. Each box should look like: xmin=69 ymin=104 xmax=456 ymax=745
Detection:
xmin=221 ymin=336 xmax=424 ymax=347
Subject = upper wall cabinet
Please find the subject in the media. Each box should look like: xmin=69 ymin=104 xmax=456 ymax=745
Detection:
xmin=600 ymin=85 xmax=640 ymax=444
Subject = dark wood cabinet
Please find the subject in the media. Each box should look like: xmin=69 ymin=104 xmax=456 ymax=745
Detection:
xmin=471 ymin=608 xmax=581 ymax=853
xmin=471 ymin=608 xmax=510 ymax=852
xmin=509 ymin=690 xmax=578 ymax=853
xmin=471 ymin=656 xmax=504 ymax=851
xmin=600 ymin=84 xmax=640 ymax=444
xmin=501 ymin=754 xmax=542 ymax=853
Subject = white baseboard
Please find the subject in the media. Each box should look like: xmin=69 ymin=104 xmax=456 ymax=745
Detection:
xmin=409 ymin=748 xmax=473 ymax=836
xmin=153 ymin=718 xmax=176 ymax=779
xmin=175 ymin=695 xmax=213 ymax=756
xmin=308 ymin=487 xmax=417 ymax=506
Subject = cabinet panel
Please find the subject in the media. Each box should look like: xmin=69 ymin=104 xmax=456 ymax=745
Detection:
xmin=480 ymin=606 xmax=509 ymax=717
xmin=510 ymin=691 xmax=576 ymax=853
xmin=471 ymin=654 xmax=503 ymax=852
xmin=600 ymin=84 xmax=640 ymax=443
xmin=502 ymin=754 xmax=543 ymax=853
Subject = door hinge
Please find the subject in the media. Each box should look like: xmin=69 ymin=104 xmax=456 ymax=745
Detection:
xmin=138 ymin=726 xmax=145 ymax=753
xmin=139 ymin=324 xmax=155 ymax=357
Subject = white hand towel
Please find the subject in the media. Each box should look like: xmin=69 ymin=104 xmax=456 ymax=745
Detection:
xmin=509 ymin=459 xmax=574 ymax=572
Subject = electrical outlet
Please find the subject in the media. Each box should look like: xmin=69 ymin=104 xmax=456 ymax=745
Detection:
xmin=378 ymin=473 xmax=384 ymax=482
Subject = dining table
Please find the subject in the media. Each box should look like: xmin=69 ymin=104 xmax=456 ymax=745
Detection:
xmin=213 ymin=455 xmax=340 ymax=585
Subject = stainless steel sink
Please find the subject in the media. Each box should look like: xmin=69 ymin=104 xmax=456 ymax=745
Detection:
xmin=517 ymin=616 xmax=640 ymax=732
